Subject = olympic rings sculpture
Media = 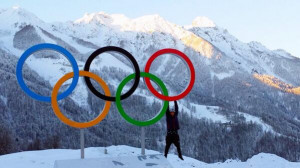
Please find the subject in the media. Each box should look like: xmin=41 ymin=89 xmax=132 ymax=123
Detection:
xmin=16 ymin=43 xmax=196 ymax=128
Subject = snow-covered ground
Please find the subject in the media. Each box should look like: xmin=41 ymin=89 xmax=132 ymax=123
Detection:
xmin=189 ymin=103 xmax=228 ymax=123
xmin=237 ymin=111 xmax=277 ymax=133
xmin=185 ymin=103 xmax=277 ymax=134
xmin=0 ymin=145 xmax=299 ymax=168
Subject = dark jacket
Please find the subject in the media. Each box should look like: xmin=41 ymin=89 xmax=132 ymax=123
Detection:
xmin=166 ymin=101 xmax=180 ymax=131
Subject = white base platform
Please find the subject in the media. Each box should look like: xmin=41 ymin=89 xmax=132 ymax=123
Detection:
xmin=54 ymin=154 xmax=173 ymax=168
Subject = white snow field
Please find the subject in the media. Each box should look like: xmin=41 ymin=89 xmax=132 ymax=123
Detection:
xmin=0 ymin=145 xmax=299 ymax=168
xmin=54 ymin=154 xmax=172 ymax=168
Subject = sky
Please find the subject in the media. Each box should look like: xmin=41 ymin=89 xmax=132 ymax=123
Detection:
xmin=1 ymin=0 xmax=300 ymax=57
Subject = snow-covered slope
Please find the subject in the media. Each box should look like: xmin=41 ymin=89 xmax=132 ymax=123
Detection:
xmin=186 ymin=20 xmax=300 ymax=84
xmin=1 ymin=6 xmax=300 ymax=139
xmin=0 ymin=145 xmax=299 ymax=168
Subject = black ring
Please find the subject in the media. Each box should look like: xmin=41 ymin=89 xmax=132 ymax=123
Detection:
xmin=84 ymin=46 xmax=140 ymax=102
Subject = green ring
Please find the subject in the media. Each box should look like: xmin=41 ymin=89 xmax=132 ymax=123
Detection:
xmin=115 ymin=72 xmax=169 ymax=126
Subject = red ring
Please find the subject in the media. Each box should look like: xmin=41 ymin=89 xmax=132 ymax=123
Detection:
xmin=144 ymin=48 xmax=195 ymax=101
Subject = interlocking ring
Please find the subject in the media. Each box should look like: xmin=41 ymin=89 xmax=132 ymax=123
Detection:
xmin=16 ymin=43 xmax=79 ymax=102
xmin=51 ymin=71 xmax=111 ymax=128
xmin=16 ymin=43 xmax=196 ymax=128
xmin=84 ymin=46 xmax=140 ymax=102
xmin=116 ymin=72 xmax=169 ymax=126
xmin=144 ymin=48 xmax=195 ymax=101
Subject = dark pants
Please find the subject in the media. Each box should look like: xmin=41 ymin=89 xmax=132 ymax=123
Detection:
xmin=164 ymin=132 xmax=182 ymax=157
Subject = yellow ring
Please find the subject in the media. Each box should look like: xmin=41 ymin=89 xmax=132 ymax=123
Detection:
xmin=51 ymin=70 xmax=111 ymax=128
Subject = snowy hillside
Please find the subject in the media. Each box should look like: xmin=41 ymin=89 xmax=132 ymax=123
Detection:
xmin=0 ymin=145 xmax=299 ymax=168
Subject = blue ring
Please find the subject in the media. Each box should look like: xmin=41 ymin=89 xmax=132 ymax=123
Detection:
xmin=16 ymin=43 xmax=79 ymax=102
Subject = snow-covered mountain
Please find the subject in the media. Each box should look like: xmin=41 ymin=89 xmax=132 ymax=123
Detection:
xmin=1 ymin=6 xmax=300 ymax=163
xmin=0 ymin=145 xmax=299 ymax=168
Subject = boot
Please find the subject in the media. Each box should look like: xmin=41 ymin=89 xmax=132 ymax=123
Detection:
xmin=178 ymin=154 xmax=184 ymax=160
xmin=175 ymin=142 xmax=183 ymax=160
